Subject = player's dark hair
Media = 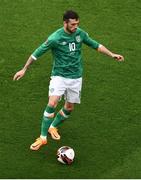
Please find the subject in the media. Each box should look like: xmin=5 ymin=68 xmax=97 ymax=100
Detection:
xmin=63 ymin=10 xmax=79 ymax=22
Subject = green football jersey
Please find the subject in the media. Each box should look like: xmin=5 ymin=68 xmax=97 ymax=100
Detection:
xmin=32 ymin=27 xmax=100 ymax=79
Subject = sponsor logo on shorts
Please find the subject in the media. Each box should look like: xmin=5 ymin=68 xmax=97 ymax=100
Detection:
xmin=49 ymin=88 xmax=55 ymax=93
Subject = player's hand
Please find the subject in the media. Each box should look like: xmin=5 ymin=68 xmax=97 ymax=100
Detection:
xmin=13 ymin=69 xmax=26 ymax=81
xmin=112 ymin=54 xmax=124 ymax=61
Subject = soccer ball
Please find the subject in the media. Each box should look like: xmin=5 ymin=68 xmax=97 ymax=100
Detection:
xmin=57 ymin=146 xmax=75 ymax=165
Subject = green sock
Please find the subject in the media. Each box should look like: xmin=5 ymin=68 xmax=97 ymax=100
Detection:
xmin=41 ymin=105 xmax=55 ymax=137
xmin=51 ymin=107 xmax=71 ymax=128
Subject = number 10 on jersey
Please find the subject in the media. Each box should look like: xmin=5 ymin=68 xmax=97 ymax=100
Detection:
xmin=69 ymin=42 xmax=76 ymax=51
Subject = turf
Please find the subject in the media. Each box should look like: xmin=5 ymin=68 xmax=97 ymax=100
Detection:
xmin=0 ymin=0 xmax=141 ymax=178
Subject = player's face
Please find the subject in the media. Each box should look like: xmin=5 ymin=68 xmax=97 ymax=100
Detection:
xmin=64 ymin=19 xmax=79 ymax=33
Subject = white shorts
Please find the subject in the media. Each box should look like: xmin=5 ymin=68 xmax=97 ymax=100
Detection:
xmin=49 ymin=76 xmax=82 ymax=104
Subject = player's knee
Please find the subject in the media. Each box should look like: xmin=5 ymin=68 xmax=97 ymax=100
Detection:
xmin=48 ymin=96 xmax=60 ymax=108
xmin=48 ymin=101 xmax=57 ymax=108
xmin=66 ymin=107 xmax=74 ymax=112
xmin=65 ymin=104 xmax=74 ymax=112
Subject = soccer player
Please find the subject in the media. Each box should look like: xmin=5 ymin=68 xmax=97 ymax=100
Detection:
xmin=13 ymin=10 xmax=124 ymax=151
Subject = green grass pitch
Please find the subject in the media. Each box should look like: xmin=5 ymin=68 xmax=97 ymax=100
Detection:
xmin=0 ymin=0 xmax=141 ymax=178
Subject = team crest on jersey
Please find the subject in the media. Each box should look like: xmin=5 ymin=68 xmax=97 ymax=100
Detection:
xmin=76 ymin=35 xmax=81 ymax=42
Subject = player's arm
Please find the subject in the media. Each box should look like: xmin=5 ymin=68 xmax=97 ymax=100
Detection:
xmin=97 ymin=44 xmax=124 ymax=61
xmin=83 ymin=32 xmax=100 ymax=49
xmin=13 ymin=37 xmax=54 ymax=81
xmin=83 ymin=31 xmax=124 ymax=61
xmin=13 ymin=56 xmax=35 ymax=81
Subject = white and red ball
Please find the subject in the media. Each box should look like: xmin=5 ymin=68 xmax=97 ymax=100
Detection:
xmin=57 ymin=146 xmax=75 ymax=165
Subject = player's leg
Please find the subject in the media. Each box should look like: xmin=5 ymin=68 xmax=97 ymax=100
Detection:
xmin=49 ymin=77 xmax=82 ymax=140
xmin=50 ymin=101 xmax=74 ymax=128
xmin=40 ymin=96 xmax=60 ymax=138
xmin=30 ymin=96 xmax=60 ymax=150
xmin=48 ymin=102 xmax=74 ymax=140
xmin=30 ymin=76 xmax=66 ymax=150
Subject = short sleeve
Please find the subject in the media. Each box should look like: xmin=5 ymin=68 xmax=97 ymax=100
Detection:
xmin=32 ymin=37 xmax=55 ymax=59
xmin=83 ymin=32 xmax=100 ymax=49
